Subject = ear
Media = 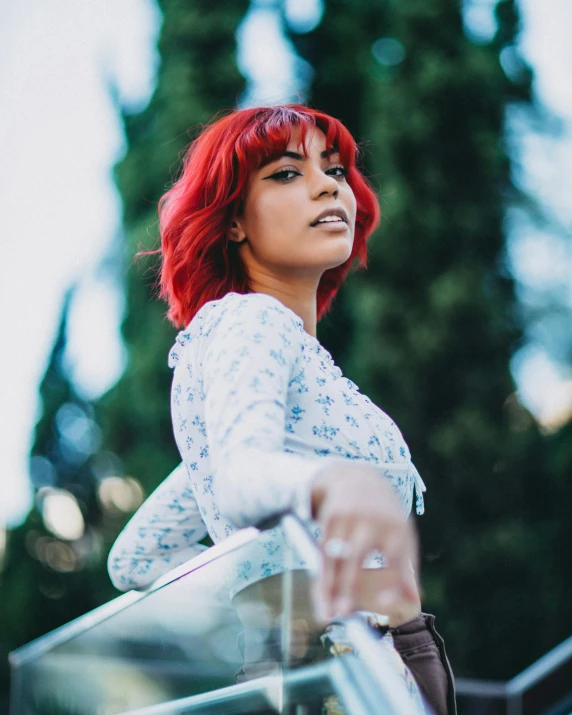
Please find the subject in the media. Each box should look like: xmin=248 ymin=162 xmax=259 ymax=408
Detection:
xmin=228 ymin=218 xmax=248 ymax=245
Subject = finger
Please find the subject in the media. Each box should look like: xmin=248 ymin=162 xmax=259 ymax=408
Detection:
xmin=407 ymin=520 xmax=420 ymax=575
xmin=319 ymin=521 xmax=353 ymax=619
xmin=322 ymin=542 xmax=350 ymax=616
xmin=383 ymin=521 xmax=415 ymax=577
xmin=398 ymin=524 xmax=420 ymax=601
xmin=381 ymin=523 xmax=406 ymax=566
xmin=368 ymin=524 xmax=416 ymax=609
xmin=334 ymin=524 xmax=373 ymax=616
xmin=377 ymin=586 xmax=399 ymax=614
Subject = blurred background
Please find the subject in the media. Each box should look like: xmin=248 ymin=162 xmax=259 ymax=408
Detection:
xmin=1 ymin=0 xmax=571 ymax=709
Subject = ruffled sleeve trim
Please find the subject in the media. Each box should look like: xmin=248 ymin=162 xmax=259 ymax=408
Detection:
xmin=411 ymin=462 xmax=426 ymax=516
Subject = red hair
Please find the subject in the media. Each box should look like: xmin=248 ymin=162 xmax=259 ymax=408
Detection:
xmin=157 ymin=104 xmax=381 ymax=328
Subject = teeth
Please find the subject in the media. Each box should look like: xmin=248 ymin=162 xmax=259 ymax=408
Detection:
xmin=317 ymin=215 xmax=343 ymax=223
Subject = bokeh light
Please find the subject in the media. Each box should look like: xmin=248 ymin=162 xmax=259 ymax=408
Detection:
xmin=284 ymin=0 xmax=324 ymax=34
xmin=97 ymin=476 xmax=145 ymax=515
xmin=371 ymin=38 xmax=406 ymax=67
xmin=29 ymin=456 xmax=57 ymax=489
xmin=55 ymin=403 xmax=102 ymax=463
xmin=38 ymin=487 xmax=85 ymax=541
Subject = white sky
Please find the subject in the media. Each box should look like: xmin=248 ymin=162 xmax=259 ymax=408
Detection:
xmin=0 ymin=0 xmax=161 ymax=525
xmin=0 ymin=0 xmax=571 ymax=527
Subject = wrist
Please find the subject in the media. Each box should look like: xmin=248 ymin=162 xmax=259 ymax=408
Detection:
xmin=310 ymin=461 xmax=399 ymax=519
xmin=309 ymin=461 xmax=368 ymax=518
xmin=310 ymin=462 xmax=347 ymax=518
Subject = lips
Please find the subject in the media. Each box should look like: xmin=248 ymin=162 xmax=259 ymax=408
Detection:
xmin=310 ymin=207 xmax=348 ymax=227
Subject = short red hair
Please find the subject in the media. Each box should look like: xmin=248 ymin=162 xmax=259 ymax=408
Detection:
xmin=157 ymin=104 xmax=381 ymax=328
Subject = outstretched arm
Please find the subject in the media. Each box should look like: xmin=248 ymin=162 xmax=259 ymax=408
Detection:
xmin=107 ymin=462 xmax=209 ymax=591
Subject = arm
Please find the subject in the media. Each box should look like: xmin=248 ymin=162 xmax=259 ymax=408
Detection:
xmin=107 ymin=462 xmax=209 ymax=591
xmin=199 ymin=294 xmax=340 ymax=528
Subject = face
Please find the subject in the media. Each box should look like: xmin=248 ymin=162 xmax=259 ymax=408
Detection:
xmin=229 ymin=127 xmax=357 ymax=283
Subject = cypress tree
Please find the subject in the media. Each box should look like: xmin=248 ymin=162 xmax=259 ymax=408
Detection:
xmin=0 ymin=292 xmax=115 ymax=703
xmin=1 ymin=2 xmax=250 ymax=699
xmin=289 ymin=0 xmax=571 ymax=679
xmin=96 ymin=0 xmax=249 ymax=498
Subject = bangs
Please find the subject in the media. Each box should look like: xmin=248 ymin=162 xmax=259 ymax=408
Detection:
xmin=235 ymin=106 xmax=357 ymax=174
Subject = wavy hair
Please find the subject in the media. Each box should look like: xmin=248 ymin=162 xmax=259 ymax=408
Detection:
xmin=156 ymin=104 xmax=381 ymax=327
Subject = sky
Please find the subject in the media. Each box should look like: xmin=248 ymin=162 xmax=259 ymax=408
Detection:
xmin=0 ymin=0 xmax=571 ymax=527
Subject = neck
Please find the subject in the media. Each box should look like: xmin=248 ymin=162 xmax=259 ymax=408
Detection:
xmin=247 ymin=277 xmax=319 ymax=338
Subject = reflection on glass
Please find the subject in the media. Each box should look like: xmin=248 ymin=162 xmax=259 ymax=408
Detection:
xmin=10 ymin=516 xmax=425 ymax=714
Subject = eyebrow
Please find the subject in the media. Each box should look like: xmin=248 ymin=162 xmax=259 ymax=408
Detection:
xmin=279 ymin=148 xmax=339 ymax=161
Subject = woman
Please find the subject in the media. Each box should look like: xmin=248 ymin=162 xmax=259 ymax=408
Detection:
xmin=108 ymin=104 xmax=456 ymax=714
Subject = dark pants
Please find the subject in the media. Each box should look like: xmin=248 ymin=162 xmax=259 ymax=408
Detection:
xmin=236 ymin=612 xmax=456 ymax=714
xmin=390 ymin=613 xmax=456 ymax=715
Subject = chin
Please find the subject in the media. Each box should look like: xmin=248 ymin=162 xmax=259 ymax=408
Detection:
xmin=321 ymin=242 xmax=353 ymax=268
xmin=292 ymin=241 xmax=353 ymax=272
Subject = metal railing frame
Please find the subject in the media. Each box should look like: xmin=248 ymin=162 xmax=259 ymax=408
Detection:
xmin=9 ymin=526 xmax=260 ymax=669
xmin=456 ymin=634 xmax=572 ymax=715
xmin=11 ymin=512 xmax=572 ymax=714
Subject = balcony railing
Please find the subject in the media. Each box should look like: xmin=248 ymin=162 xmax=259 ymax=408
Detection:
xmin=9 ymin=514 xmax=428 ymax=715
xmin=455 ymin=634 xmax=572 ymax=715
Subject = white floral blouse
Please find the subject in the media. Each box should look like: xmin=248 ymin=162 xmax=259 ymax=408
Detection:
xmin=107 ymin=291 xmax=426 ymax=595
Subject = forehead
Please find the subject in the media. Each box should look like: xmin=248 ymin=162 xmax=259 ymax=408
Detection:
xmin=242 ymin=115 xmax=349 ymax=182
xmin=258 ymin=128 xmax=338 ymax=170
xmin=285 ymin=126 xmax=330 ymax=152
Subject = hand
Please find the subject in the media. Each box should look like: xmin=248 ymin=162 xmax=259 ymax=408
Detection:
xmin=311 ymin=463 xmax=419 ymax=621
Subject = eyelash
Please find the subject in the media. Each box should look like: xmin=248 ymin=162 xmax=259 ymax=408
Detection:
xmin=269 ymin=165 xmax=348 ymax=183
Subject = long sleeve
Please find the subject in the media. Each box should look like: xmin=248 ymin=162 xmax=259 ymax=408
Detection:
xmin=107 ymin=462 xmax=209 ymax=591
xmin=198 ymin=295 xmax=337 ymax=528
xmin=108 ymin=291 xmax=425 ymax=595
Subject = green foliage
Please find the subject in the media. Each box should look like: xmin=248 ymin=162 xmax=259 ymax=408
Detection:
xmin=0 ymin=293 xmax=120 ymax=708
xmin=5 ymin=0 xmax=571 ymax=702
xmin=1 ymin=1 xmax=248 ymax=706
xmin=98 ymin=0 xmax=249 ymax=497
xmin=288 ymin=0 xmax=571 ymax=679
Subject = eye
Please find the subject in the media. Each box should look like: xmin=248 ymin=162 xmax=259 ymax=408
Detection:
xmin=327 ymin=165 xmax=348 ymax=179
xmin=268 ymin=168 xmax=301 ymax=183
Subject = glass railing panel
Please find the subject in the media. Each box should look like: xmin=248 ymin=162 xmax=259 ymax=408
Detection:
xmin=116 ymin=660 xmax=360 ymax=715
xmin=10 ymin=515 xmax=426 ymax=714
xmin=9 ymin=522 xmax=350 ymax=714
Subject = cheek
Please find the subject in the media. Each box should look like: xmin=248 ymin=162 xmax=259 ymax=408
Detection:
xmin=256 ymin=195 xmax=289 ymax=232
xmin=344 ymin=186 xmax=358 ymax=223
xmin=247 ymin=189 xmax=280 ymax=229
xmin=248 ymin=190 xmax=301 ymax=244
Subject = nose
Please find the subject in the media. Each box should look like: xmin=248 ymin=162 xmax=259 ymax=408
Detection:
xmin=310 ymin=167 xmax=339 ymax=199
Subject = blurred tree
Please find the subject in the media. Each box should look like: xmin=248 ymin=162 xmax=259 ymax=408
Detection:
xmin=5 ymin=0 xmax=570 ymax=701
xmin=0 ymin=291 xmax=119 ymax=707
xmin=1 ymin=0 xmax=248 ymax=705
xmin=96 ymin=0 xmax=249 ymax=500
xmin=287 ymin=0 xmax=571 ymax=679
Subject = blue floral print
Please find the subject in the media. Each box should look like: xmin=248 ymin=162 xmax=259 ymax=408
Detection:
xmin=107 ymin=292 xmax=426 ymax=594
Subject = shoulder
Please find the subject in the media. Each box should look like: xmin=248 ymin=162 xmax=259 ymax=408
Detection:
xmin=207 ymin=292 xmax=305 ymax=350
xmin=215 ymin=292 xmax=304 ymax=332
xmin=169 ymin=292 xmax=304 ymax=368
